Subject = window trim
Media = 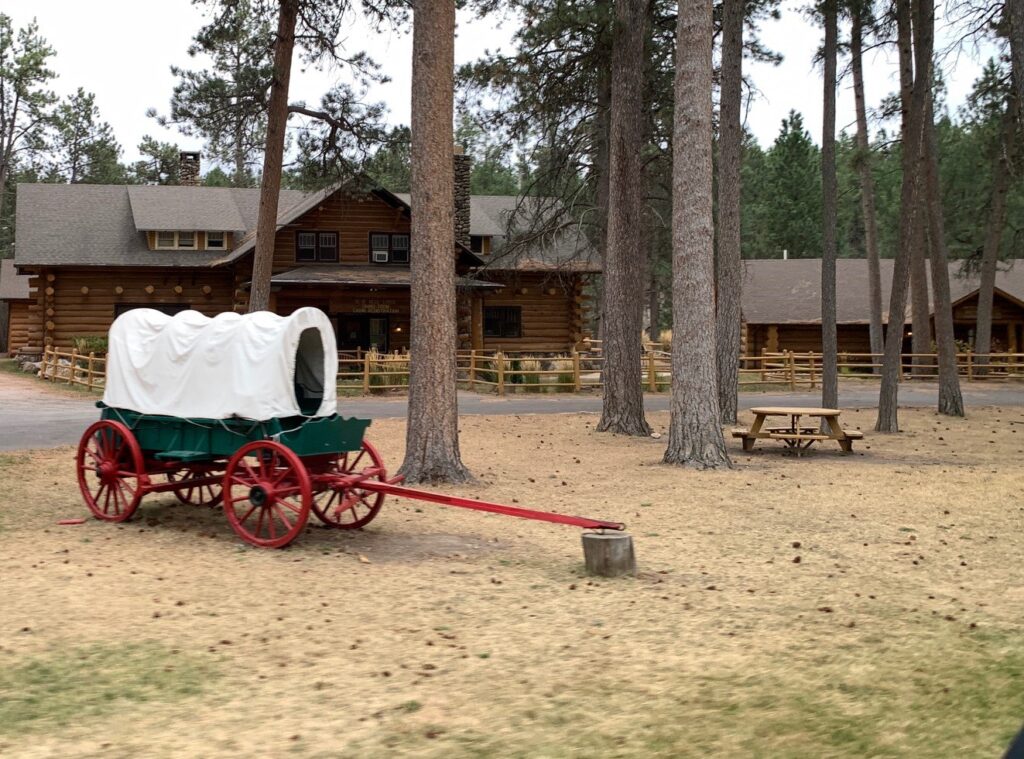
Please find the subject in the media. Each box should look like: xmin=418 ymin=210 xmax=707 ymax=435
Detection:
xmin=369 ymin=231 xmax=411 ymax=265
xmin=206 ymin=231 xmax=226 ymax=249
xmin=295 ymin=230 xmax=339 ymax=263
xmin=483 ymin=306 xmax=522 ymax=339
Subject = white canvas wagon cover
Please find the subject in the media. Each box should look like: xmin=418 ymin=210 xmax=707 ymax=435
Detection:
xmin=103 ymin=308 xmax=338 ymax=420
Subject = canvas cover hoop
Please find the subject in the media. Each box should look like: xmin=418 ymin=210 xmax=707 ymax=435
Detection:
xmin=102 ymin=307 xmax=338 ymax=421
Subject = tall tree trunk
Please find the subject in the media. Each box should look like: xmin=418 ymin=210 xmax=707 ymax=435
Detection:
xmin=910 ymin=224 xmax=931 ymax=375
xmin=648 ymin=254 xmax=661 ymax=342
xmin=897 ymin=6 xmax=931 ymax=377
xmin=974 ymin=98 xmax=1017 ymax=371
xmin=593 ymin=0 xmax=612 ymax=341
xmin=876 ymin=0 xmax=926 ymax=432
xmin=248 ymin=0 xmax=298 ymax=313
xmin=821 ymin=0 xmax=839 ymax=410
xmin=851 ymin=3 xmax=884 ymax=373
xmin=399 ymin=0 xmax=470 ymax=483
xmin=715 ymin=0 xmax=743 ymax=424
xmin=922 ymin=88 xmax=964 ymax=415
xmin=598 ymin=0 xmax=651 ymax=436
xmin=1009 ymin=0 xmax=1024 ymax=111
xmin=664 ymin=0 xmax=731 ymax=469
xmin=234 ymin=116 xmax=247 ymax=187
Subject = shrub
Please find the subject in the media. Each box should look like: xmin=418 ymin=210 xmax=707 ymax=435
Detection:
xmin=71 ymin=336 xmax=108 ymax=355
xmin=551 ymin=355 xmax=575 ymax=392
xmin=518 ymin=359 xmax=543 ymax=393
xmin=367 ymin=350 xmax=409 ymax=394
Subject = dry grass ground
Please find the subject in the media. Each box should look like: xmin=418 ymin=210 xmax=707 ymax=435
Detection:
xmin=1 ymin=406 xmax=1022 ymax=758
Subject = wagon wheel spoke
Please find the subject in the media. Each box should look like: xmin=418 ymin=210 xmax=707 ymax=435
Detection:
xmin=265 ymin=507 xmax=277 ymax=540
xmin=235 ymin=503 xmax=259 ymax=528
xmin=272 ymin=504 xmax=294 ymax=533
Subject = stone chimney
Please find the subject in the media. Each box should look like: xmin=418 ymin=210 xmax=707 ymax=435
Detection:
xmin=179 ymin=151 xmax=201 ymax=187
xmin=453 ymin=145 xmax=472 ymax=250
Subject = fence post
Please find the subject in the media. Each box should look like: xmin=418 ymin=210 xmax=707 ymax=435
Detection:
xmin=87 ymin=352 xmax=95 ymax=391
xmin=647 ymin=350 xmax=657 ymax=392
xmin=809 ymin=354 xmax=816 ymax=389
xmin=787 ymin=351 xmax=796 ymax=390
xmin=496 ymin=351 xmax=506 ymax=396
xmin=362 ymin=355 xmax=371 ymax=394
xmin=68 ymin=348 xmax=77 ymax=385
xmin=966 ymin=349 xmax=973 ymax=381
xmin=40 ymin=346 xmax=48 ymax=381
xmin=572 ymin=350 xmax=582 ymax=392
xmin=469 ymin=350 xmax=477 ymax=391
xmin=760 ymin=348 xmax=767 ymax=382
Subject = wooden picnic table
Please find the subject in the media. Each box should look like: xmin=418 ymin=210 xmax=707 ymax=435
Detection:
xmin=731 ymin=406 xmax=864 ymax=454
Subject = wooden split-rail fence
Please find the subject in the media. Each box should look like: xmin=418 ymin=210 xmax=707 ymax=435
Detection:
xmin=36 ymin=344 xmax=1024 ymax=396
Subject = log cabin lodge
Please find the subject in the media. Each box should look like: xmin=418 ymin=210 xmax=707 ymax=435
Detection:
xmin=3 ymin=151 xmax=1023 ymax=359
xmin=1 ymin=151 xmax=598 ymax=357
xmin=741 ymin=258 xmax=1024 ymax=356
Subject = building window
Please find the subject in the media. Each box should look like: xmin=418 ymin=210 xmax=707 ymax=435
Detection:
xmin=369 ymin=232 xmax=411 ymax=265
xmin=470 ymin=235 xmax=484 ymax=254
xmin=295 ymin=231 xmax=337 ymax=262
xmin=484 ymin=306 xmax=522 ymax=338
xmin=206 ymin=231 xmax=225 ymax=249
xmin=155 ymin=231 xmax=208 ymax=250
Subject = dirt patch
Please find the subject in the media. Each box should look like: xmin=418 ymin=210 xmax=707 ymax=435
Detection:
xmin=1 ymin=407 xmax=1023 ymax=757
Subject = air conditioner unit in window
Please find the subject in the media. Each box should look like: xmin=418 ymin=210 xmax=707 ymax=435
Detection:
xmin=372 ymin=250 xmax=389 ymax=263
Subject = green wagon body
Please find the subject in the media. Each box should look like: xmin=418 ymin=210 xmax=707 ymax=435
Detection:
xmin=98 ymin=404 xmax=371 ymax=461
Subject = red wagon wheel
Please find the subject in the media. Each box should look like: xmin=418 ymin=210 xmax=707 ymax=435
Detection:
xmin=76 ymin=420 xmax=146 ymax=522
xmin=167 ymin=467 xmax=223 ymax=507
xmin=222 ymin=440 xmax=311 ymax=548
xmin=311 ymin=441 xmax=387 ymax=530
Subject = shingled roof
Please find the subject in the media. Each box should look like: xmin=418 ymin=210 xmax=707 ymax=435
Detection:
xmin=394 ymin=194 xmax=600 ymax=272
xmin=0 ymin=259 xmax=31 ymax=300
xmin=740 ymin=259 xmax=1024 ymax=325
xmin=14 ymin=184 xmax=307 ymax=267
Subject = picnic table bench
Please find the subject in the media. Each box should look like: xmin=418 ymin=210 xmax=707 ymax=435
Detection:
xmin=731 ymin=407 xmax=864 ymax=455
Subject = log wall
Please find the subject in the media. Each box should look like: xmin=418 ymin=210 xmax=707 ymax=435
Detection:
xmin=6 ymin=301 xmax=31 ymax=353
xmin=272 ymin=193 xmax=410 ymax=271
xmin=746 ymin=323 xmax=873 ymax=356
xmin=30 ymin=267 xmax=235 ymax=349
xmin=478 ymin=273 xmax=584 ymax=352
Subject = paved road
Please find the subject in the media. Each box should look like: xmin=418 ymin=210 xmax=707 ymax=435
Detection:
xmin=3 ymin=370 xmax=1024 ymax=451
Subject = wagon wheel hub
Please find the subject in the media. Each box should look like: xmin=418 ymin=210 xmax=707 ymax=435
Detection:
xmin=98 ymin=460 xmax=119 ymax=481
xmin=248 ymin=484 xmax=270 ymax=507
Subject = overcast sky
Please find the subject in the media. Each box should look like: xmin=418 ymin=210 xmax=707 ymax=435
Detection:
xmin=7 ymin=0 xmax=1002 ymax=167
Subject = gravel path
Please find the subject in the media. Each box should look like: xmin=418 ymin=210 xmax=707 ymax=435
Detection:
xmin=3 ymin=369 xmax=1024 ymax=451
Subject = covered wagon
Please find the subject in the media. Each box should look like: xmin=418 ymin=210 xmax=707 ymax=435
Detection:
xmin=76 ymin=308 xmax=622 ymax=549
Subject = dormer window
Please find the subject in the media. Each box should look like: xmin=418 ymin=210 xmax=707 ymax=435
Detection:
xmin=206 ymin=231 xmax=225 ymax=249
xmin=154 ymin=231 xmax=210 ymax=250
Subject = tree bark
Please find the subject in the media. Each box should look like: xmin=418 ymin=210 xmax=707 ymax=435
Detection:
xmin=1009 ymin=0 xmax=1024 ymax=113
xmin=715 ymin=0 xmax=743 ymax=425
xmin=664 ymin=0 xmax=731 ymax=469
xmin=851 ymin=4 xmax=884 ymax=372
xmin=597 ymin=0 xmax=651 ymax=436
xmin=876 ymin=0 xmax=926 ymax=432
xmin=896 ymin=5 xmax=931 ymax=377
xmin=234 ymin=116 xmax=247 ymax=187
xmin=248 ymin=0 xmax=297 ymax=313
xmin=922 ymin=89 xmax=964 ymax=416
xmin=910 ymin=222 xmax=931 ymax=375
xmin=593 ymin=0 xmax=612 ymax=342
xmin=398 ymin=0 xmax=471 ymax=484
xmin=821 ymin=0 xmax=839 ymax=411
xmin=974 ymin=99 xmax=1017 ymax=371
